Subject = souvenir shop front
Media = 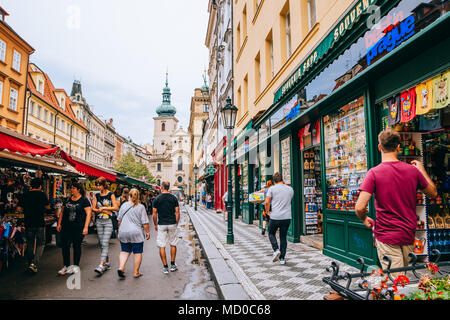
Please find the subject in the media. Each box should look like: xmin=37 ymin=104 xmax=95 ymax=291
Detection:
xmin=249 ymin=0 xmax=450 ymax=268
xmin=212 ymin=137 xmax=227 ymax=213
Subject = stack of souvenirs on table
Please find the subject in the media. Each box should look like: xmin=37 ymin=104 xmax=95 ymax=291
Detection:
xmin=0 ymin=167 xmax=62 ymax=270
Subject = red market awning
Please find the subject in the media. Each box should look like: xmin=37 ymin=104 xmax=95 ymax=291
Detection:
xmin=0 ymin=131 xmax=59 ymax=157
xmin=0 ymin=130 xmax=115 ymax=182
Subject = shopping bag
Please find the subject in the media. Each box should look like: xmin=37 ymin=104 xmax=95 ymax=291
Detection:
xmin=249 ymin=192 xmax=265 ymax=204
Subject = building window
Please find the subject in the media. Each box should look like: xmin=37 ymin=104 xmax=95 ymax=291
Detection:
xmin=203 ymin=104 xmax=209 ymax=113
xmin=265 ymin=31 xmax=274 ymax=83
xmin=9 ymin=88 xmax=18 ymax=111
xmin=307 ymin=0 xmax=317 ymax=30
xmin=0 ymin=40 xmax=5 ymax=62
xmin=157 ymin=163 xmax=161 ymax=171
xmin=56 ymin=117 xmax=59 ymax=129
xmin=0 ymin=81 xmax=3 ymax=105
xmin=177 ymin=176 xmax=183 ymax=183
xmin=255 ymin=52 xmax=261 ymax=96
xmin=161 ymin=122 xmax=165 ymax=131
xmin=12 ymin=50 xmax=21 ymax=72
xmin=60 ymin=98 xmax=65 ymax=110
xmin=37 ymin=80 xmax=44 ymax=95
xmin=178 ymin=156 xmax=183 ymax=171
xmin=37 ymin=105 xmax=41 ymax=119
xmin=61 ymin=119 xmax=65 ymax=131
xmin=29 ymin=100 xmax=34 ymax=115
xmin=44 ymin=109 xmax=48 ymax=123
xmin=286 ymin=11 xmax=291 ymax=58
xmin=50 ymin=113 xmax=54 ymax=125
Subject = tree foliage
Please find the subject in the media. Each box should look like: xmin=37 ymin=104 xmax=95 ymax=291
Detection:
xmin=113 ymin=151 xmax=156 ymax=184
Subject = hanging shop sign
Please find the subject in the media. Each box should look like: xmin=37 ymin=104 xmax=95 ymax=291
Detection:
xmin=366 ymin=15 xmax=415 ymax=66
xmin=274 ymin=0 xmax=378 ymax=103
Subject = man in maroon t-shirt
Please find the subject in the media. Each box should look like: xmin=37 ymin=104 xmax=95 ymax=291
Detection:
xmin=355 ymin=130 xmax=437 ymax=271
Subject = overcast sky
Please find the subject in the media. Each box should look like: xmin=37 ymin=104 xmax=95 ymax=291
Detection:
xmin=3 ymin=0 xmax=209 ymax=145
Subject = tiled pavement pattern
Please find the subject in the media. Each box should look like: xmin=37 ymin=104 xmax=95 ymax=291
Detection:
xmin=185 ymin=205 xmax=359 ymax=300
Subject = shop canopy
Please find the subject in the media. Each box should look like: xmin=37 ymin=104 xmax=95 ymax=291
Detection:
xmin=0 ymin=129 xmax=116 ymax=182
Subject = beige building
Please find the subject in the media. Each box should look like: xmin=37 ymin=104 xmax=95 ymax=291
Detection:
xmin=25 ymin=63 xmax=88 ymax=159
xmin=233 ymin=0 xmax=355 ymax=134
xmin=188 ymin=84 xmax=210 ymax=197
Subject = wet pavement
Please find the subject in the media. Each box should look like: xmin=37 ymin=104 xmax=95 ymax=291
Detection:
xmin=0 ymin=210 xmax=218 ymax=300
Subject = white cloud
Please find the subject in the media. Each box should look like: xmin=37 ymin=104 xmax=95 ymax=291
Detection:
xmin=3 ymin=0 xmax=209 ymax=144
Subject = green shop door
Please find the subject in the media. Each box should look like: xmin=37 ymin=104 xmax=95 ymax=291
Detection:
xmin=242 ymin=158 xmax=255 ymax=224
xmin=321 ymin=93 xmax=378 ymax=270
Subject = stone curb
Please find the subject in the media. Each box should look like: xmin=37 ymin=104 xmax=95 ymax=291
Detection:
xmin=183 ymin=206 xmax=251 ymax=300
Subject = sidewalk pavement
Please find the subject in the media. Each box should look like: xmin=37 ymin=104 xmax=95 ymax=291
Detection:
xmin=184 ymin=204 xmax=359 ymax=300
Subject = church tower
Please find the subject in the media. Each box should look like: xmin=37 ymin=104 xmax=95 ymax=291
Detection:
xmin=153 ymin=72 xmax=179 ymax=154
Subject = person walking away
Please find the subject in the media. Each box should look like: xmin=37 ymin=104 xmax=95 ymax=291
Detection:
xmin=206 ymin=193 xmax=212 ymax=209
xmin=17 ymin=178 xmax=50 ymax=273
xmin=152 ymin=181 xmax=180 ymax=274
xmin=355 ymin=130 xmax=437 ymax=274
xmin=118 ymin=188 xmax=130 ymax=209
xmin=265 ymin=173 xmax=294 ymax=265
xmin=256 ymin=180 xmax=273 ymax=235
xmin=56 ymin=181 xmax=92 ymax=275
xmin=91 ymin=177 xmax=119 ymax=274
xmin=116 ymin=188 xmax=150 ymax=278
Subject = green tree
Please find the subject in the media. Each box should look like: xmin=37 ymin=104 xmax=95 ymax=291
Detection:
xmin=114 ymin=151 xmax=156 ymax=184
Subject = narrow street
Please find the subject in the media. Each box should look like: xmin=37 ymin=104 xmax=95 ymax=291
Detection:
xmin=0 ymin=210 xmax=218 ymax=300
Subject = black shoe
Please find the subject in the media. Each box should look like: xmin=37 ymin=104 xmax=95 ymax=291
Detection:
xmin=261 ymin=229 xmax=266 ymax=235
xmin=117 ymin=269 xmax=125 ymax=278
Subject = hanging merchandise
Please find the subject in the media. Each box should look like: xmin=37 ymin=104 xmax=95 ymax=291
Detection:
xmin=415 ymin=80 xmax=433 ymax=115
xmin=432 ymin=70 xmax=449 ymax=109
xmin=400 ymin=87 xmax=416 ymax=123
xmin=387 ymin=95 xmax=401 ymax=126
xmin=419 ymin=110 xmax=442 ymax=132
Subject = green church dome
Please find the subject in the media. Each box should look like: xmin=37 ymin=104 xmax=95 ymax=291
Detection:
xmin=156 ymin=73 xmax=177 ymax=117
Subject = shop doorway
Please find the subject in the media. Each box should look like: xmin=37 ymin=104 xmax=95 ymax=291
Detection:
xmin=378 ymin=73 xmax=450 ymax=262
xmin=300 ymin=145 xmax=323 ymax=249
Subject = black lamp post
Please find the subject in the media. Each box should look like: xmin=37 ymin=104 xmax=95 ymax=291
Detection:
xmin=221 ymin=97 xmax=238 ymax=244
xmin=193 ymin=164 xmax=198 ymax=211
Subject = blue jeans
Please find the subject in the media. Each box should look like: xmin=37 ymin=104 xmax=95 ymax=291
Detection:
xmin=25 ymin=227 xmax=45 ymax=266
xmin=268 ymin=219 xmax=291 ymax=259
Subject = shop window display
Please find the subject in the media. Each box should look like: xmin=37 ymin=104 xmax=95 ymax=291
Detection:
xmin=380 ymin=68 xmax=449 ymax=260
xmin=324 ymin=96 xmax=367 ymax=212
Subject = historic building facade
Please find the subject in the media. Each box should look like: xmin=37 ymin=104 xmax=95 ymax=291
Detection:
xmin=25 ymin=63 xmax=88 ymax=159
xmin=0 ymin=7 xmax=34 ymax=133
xmin=188 ymin=82 xmax=210 ymax=198
xmin=148 ymin=74 xmax=190 ymax=193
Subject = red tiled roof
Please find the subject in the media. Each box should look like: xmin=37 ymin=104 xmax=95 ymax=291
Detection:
xmin=27 ymin=64 xmax=87 ymax=130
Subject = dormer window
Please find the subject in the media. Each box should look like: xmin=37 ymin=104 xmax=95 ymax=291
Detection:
xmin=37 ymin=80 xmax=44 ymax=95
xmin=60 ymin=98 xmax=65 ymax=110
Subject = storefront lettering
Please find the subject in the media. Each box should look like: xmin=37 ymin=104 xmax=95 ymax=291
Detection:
xmin=365 ymin=11 xmax=404 ymax=50
xmin=277 ymin=0 xmax=377 ymax=103
xmin=366 ymin=15 xmax=415 ymax=66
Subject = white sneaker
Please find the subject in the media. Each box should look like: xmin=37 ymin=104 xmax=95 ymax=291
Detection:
xmin=66 ymin=265 xmax=76 ymax=274
xmin=72 ymin=265 xmax=80 ymax=273
xmin=272 ymin=250 xmax=281 ymax=262
xmin=280 ymin=258 xmax=286 ymax=265
xmin=57 ymin=266 xmax=70 ymax=275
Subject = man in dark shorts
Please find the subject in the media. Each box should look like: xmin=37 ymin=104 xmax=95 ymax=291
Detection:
xmin=152 ymin=181 xmax=180 ymax=274
xmin=17 ymin=178 xmax=50 ymax=273
xmin=355 ymin=130 xmax=437 ymax=272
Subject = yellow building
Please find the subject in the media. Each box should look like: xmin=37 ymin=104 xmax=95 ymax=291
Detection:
xmin=188 ymin=84 xmax=210 ymax=197
xmin=233 ymin=0 xmax=355 ymax=132
xmin=25 ymin=63 xmax=88 ymax=159
xmin=0 ymin=7 xmax=34 ymax=133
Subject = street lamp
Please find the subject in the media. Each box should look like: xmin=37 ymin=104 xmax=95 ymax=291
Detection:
xmin=193 ymin=164 xmax=199 ymax=211
xmin=221 ymin=97 xmax=238 ymax=244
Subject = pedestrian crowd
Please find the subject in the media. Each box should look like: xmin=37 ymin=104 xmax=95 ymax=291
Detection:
xmin=18 ymin=177 xmax=181 ymax=280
